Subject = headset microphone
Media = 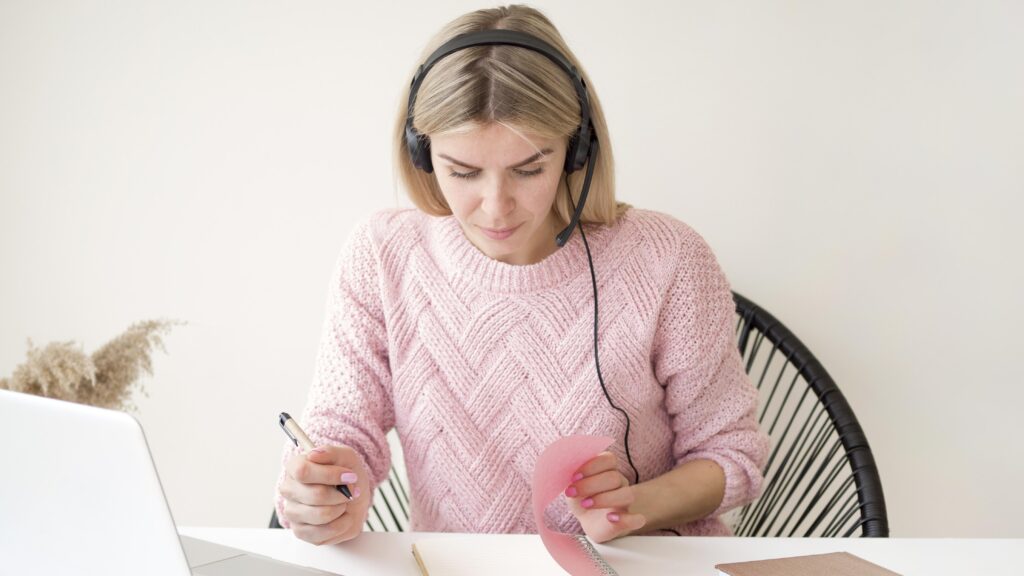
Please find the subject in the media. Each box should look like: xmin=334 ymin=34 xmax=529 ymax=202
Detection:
xmin=556 ymin=135 xmax=598 ymax=247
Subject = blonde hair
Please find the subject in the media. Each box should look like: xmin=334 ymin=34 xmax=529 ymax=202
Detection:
xmin=393 ymin=4 xmax=628 ymax=228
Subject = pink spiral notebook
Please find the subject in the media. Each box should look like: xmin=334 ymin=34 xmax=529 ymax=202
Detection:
xmin=413 ymin=435 xmax=620 ymax=575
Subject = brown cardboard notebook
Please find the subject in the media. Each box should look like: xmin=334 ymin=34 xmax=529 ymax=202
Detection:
xmin=716 ymin=552 xmax=901 ymax=576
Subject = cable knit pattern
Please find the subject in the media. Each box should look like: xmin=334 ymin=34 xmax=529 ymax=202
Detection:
xmin=275 ymin=207 xmax=768 ymax=536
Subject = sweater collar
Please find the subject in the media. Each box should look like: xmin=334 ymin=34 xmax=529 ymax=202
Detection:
xmin=430 ymin=210 xmax=630 ymax=294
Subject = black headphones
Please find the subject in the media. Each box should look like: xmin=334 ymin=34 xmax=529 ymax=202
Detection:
xmin=404 ymin=29 xmax=599 ymax=247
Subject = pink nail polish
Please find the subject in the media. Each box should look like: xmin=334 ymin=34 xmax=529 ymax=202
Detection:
xmin=341 ymin=472 xmax=358 ymax=484
xmin=565 ymin=486 xmax=578 ymax=498
xmin=582 ymin=498 xmax=594 ymax=509
xmin=572 ymin=472 xmax=584 ymax=482
xmin=353 ymin=486 xmax=361 ymax=499
xmin=310 ymin=447 xmax=327 ymax=454
xmin=608 ymin=512 xmax=620 ymax=522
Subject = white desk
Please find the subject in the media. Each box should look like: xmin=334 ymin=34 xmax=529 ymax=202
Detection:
xmin=179 ymin=527 xmax=1019 ymax=575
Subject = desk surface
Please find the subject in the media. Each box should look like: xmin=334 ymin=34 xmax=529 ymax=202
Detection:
xmin=179 ymin=527 xmax=1019 ymax=575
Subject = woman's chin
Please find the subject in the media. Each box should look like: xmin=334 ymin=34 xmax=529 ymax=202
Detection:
xmin=474 ymin=237 xmax=529 ymax=264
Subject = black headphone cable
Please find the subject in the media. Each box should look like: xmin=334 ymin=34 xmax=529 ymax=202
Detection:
xmin=564 ymin=172 xmax=683 ymax=536
xmin=562 ymin=171 xmax=640 ymax=486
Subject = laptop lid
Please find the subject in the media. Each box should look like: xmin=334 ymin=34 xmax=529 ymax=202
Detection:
xmin=0 ymin=388 xmax=192 ymax=575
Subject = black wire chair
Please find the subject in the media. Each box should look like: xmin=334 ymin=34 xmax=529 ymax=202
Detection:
xmin=362 ymin=465 xmax=412 ymax=532
xmin=271 ymin=292 xmax=888 ymax=537
xmin=730 ymin=292 xmax=888 ymax=537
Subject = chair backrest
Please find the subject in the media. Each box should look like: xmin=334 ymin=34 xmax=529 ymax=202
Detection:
xmin=729 ymin=292 xmax=888 ymax=537
xmin=273 ymin=291 xmax=889 ymax=537
xmin=362 ymin=464 xmax=411 ymax=532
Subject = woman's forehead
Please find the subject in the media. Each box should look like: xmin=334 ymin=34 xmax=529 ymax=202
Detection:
xmin=431 ymin=127 xmax=562 ymax=169
xmin=432 ymin=122 xmax=561 ymax=154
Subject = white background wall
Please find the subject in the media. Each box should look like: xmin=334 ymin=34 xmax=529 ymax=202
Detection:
xmin=2 ymin=0 xmax=1021 ymax=537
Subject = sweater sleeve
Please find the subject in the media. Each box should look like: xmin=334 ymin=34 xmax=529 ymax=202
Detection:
xmin=274 ymin=218 xmax=395 ymax=528
xmin=652 ymin=226 xmax=769 ymax=519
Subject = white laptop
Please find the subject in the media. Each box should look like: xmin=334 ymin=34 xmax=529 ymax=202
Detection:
xmin=0 ymin=388 xmax=336 ymax=575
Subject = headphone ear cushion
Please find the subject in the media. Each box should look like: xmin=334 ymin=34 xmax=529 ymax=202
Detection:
xmin=564 ymin=122 xmax=594 ymax=174
xmin=564 ymin=132 xmax=580 ymax=174
xmin=405 ymin=121 xmax=434 ymax=173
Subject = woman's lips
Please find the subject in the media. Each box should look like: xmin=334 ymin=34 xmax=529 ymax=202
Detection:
xmin=478 ymin=223 xmax=522 ymax=240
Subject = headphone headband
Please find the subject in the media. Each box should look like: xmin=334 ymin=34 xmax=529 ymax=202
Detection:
xmin=407 ymin=30 xmax=591 ymax=130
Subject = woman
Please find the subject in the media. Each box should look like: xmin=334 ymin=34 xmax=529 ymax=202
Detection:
xmin=276 ymin=4 xmax=768 ymax=546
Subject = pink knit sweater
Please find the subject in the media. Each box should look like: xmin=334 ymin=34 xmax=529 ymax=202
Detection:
xmin=276 ymin=207 xmax=768 ymax=536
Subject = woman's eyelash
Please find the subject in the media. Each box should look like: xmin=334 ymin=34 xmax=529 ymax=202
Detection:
xmin=449 ymin=167 xmax=544 ymax=179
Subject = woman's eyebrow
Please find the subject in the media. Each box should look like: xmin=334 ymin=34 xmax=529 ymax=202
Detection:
xmin=437 ymin=148 xmax=553 ymax=170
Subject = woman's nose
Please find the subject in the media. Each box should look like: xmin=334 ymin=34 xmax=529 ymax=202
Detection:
xmin=480 ymin=177 xmax=515 ymax=218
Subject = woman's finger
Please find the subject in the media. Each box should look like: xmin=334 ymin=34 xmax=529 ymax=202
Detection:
xmin=566 ymin=469 xmax=627 ymax=501
xmin=286 ymin=453 xmax=359 ymax=488
xmin=290 ymin=509 xmax=357 ymax=546
xmin=576 ymin=483 xmax=635 ymax=511
xmin=279 ymin=476 xmax=351 ymax=506
xmin=606 ymin=510 xmax=646 ymax=534
xmin=282 ymin=498 xmax=348 ymax=527
xmin=574 ymin=451 xmax=618 ymax=479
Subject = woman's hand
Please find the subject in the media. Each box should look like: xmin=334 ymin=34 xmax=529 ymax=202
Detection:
xmin=279 ymin=445 xmax=372 ymax=545
xmin=565 ymin=451 xmax=647 ymax=543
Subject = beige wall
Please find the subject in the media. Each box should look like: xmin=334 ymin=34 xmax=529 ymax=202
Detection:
xmin=2 ymin=0 xmax=1021 ymax=536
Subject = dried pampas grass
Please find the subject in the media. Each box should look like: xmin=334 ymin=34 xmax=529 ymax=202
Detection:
xmin=0 ymin=320 xmax=181 ymax=411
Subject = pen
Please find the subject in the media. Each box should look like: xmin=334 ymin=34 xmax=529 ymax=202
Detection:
xmin=279 ymin=412 xmax=353 ymax=500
